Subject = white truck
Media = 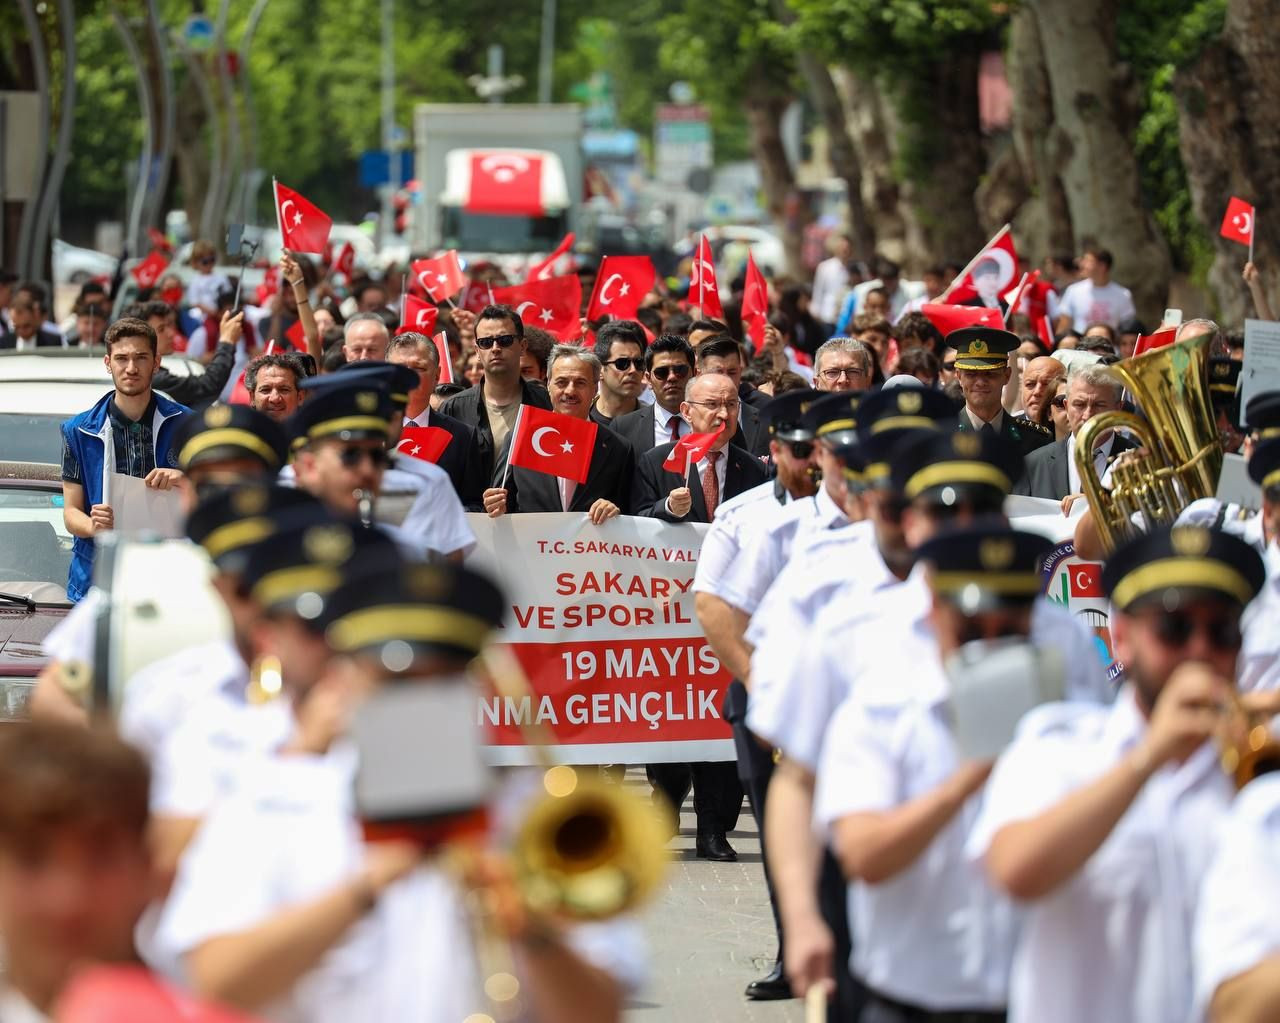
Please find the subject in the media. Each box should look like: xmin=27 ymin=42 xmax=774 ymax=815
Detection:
xmin=411 ymin=103 xmax=584 ymax=278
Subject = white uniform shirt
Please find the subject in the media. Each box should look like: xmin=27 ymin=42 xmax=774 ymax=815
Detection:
xmin=717 ymin=486 xmax=847 ymax=615
xmin=690 ymin=479 xmax=788 ymax=599
xmin=1177 ymin=497 xmax=1265 ymax=552
xmin=386 ymin=458 xmax=475 ymax=558
xmin=968 ymin=687 xmax=1233 ymax=1023
xmin=40 ymin=588 xmax=101 ymax=664
xmin=1194 ymin=772 xmax=1280 ymax=1014
xmin=153 ymin=754 xmax=647 ymax=1022
xmin=814 ymin=664 xmax=1015 ymax=1010
xmin=1239 ymin=543 xmax=1280 ymax=694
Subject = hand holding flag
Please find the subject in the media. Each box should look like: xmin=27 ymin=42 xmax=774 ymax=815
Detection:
xmin=1220 ymin=196 xmax=1256 ymax=261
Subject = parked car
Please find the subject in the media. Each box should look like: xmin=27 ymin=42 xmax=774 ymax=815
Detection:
xmin=0 ymin=461 xmax=74 ymax=719
xmin=53 ymin=239 xmax=119 ymax=286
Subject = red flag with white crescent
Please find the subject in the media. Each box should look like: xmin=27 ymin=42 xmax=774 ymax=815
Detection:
xmin=397 ymin=425 xmax=453 ymax=465
xmin=585 ymin=255 xmax=656 ymax=322
xmin=507 ymin=405 xmax=596 ymax=483
xmin=663 ymin=427 xmax=723 ymax=475
xmin=921 ymin=303 xmax=1004 ymax=337
xmin=690 ymin=235 xmax=724 ymax=320
xmin=741 ymin=253 xmax=770 ymax=350
xmin=433 ymin=331 xmax=454 ymax=385
xmin=411 ymin=251 xmax=467 ymax=302
xmin=491 ymin=275 xmax=583 ymax=342
xmin=273 ymin=180 xmax=332 ymax=255
xmin=130 ymin=250 xmax=170 ymax=289
xmin=1069 ymin=562 xmax=1103 ymax=598
xmin=526 ymin=232 xmax=576 ymax=282
xmin=1220 ymin=196 xmax=1256 ymax=247
xmin=399 ymin=294 xmax=439 ymax=335
xmin=939 ymin=224 xmax=1018 ymax=304
xmin=332 ymin=242 xmax=356 ymax=279
xmin=466 ymin=152 xmax=545 ymax=216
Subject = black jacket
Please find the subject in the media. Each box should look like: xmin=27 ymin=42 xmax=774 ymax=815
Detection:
xmin=631 ymin=441 xmax=768 ymax=523
xmin=1014 ymin=434 xmax=1136 ymax=500
xmin=438 ymin=377 xmax=552 ymax=483
xmin=495 ymin=425 xmax=634 ymax=514
xmin=610 ymin=401 xmax=771 ymax=459
xmin=153 ymin=343 xmax=237 ymax=410
xmin=0 ymin=326 xmax=63 ymax=349
xmin=406 ymin=407 xmax=486 ymax=511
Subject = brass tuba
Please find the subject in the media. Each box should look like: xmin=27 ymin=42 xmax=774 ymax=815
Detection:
xmin=1075 ymin=330 xmax=1222 ymax=554
xmin=1219 ymin=693 xmax=1280 ymax=790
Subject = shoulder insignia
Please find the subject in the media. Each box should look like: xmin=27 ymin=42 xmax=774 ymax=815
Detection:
xmin=204 ymin=404 xmax=233 ymax=428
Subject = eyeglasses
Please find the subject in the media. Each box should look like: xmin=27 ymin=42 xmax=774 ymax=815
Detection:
xmin=785 ymin=440 xmax=814 ymax=459
xmin=1143 ymin=610 xmax=1242 ymax=651
xmin=943 ymin=361 xmax=957 ymax=371
xmin=476 ymin=334 xmax=519 ymax=350
xmin=605 ymin=357 xmax=644 ymax=372
xmin=337 ymin=446 xmax=390 ymax=469
xmin=1051 ymin=395 xmax=1068 ymax=409
xmin=651 ymin=364 xmax=691 ymax=382
xmin=820 ymin=365 xmax=869 ymax=382
xmin=686 ymin=399 xmax=741 ymax=414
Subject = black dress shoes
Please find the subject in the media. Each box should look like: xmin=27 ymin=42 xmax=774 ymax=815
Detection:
xmin=744 ymin=961 xmax=793 ymax=1001
xmin=695 ymin=831 xmax=737 ymax=861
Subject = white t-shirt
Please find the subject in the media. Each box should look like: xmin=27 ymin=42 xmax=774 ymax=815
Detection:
xmin=1057 ymin=279 xmax=1136 ymax=332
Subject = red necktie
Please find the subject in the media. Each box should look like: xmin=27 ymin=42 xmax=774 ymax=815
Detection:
xmin=669 ymin=415 xmax=683 ymax=443
xmin=701 ymin=450 xmax=721 ymax=519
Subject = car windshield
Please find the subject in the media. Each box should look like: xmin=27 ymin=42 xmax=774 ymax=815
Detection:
xmin=0 ymin=414 xmax=67 ymax=464
xmin=0 ymin=485 xmax=72 ymax=602
xmin=440 ymin=209 xmax=569 ymax=254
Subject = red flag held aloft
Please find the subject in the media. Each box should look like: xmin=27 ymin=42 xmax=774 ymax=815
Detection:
xmin=460 ymin=280 xmax=491 ymax=313
xmin=940 ymin=224 xmax=1018 ymax=304
xmin=411 ymin=251 xmax=467 ymax=302
xmin=256 ymin=265 xmax=280 ymax=306
xmin=284 ymin=319 xmax=306 ymax=351
xmin=921 ymin=303 xmax=1004 ymax=337
xmin=397 ymin=425 xmax=453 ymax=465
xmin=491 ymin=275 xmax=582 ymax=342
xmin=663 ymin=427 xmax=724 ymax=475
xmin=690 ymin=236 xmax=724 ymax=320
xmin=527 ymin=232 xmax=576 ymax=282
xmin=433 ymin=332 xmax=454 ymax=385
xmin=741 ymin=253 xmax=770 ymax=350
xmin=1131 ymin=325 xmax=1178 ymax=359
xmin=332 ymin=242 xmax=356 ymax=279
xmin=1001 ymin=270 xmax=1040 ymax=328
xmin=273 ymin=180 xmax=332 ymax=255
xmin=130 ymin=250 xmax=170 ymax=289
xmin=400 ymin=294 xmax=439 ymax=336
xmin=1220 ymin=197 xmax=1256 ymax=247
xmin=585 ymin=255 xmax=656 ymax=322
xmin=508 ymin=405 xmax=597 ymax=484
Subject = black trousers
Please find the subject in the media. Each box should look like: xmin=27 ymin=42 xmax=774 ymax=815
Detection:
xmin=647 ymin=760 xmax=743 ymax=835
xmin=860 ymin=990 xmax=1006 ymax=1023
xmin=820 ymin=844 xmax=865 ymax=1021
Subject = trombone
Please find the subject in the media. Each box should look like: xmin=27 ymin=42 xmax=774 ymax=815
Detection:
xmin=1219 ymin=691 xmax=1280 ymax=790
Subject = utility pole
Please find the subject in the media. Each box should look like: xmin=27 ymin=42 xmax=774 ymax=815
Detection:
xmin=379 ymin=0 xmax=396 ymax=250
xmin=537 ymin=0 xmax=556 ymax=105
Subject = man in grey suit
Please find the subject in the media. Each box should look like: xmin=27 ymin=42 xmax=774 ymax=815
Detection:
xmin=1016 ymin=363 xmax=1129 ymax=503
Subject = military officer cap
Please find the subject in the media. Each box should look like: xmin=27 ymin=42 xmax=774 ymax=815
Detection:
xmin=172 ymin=403 xmax=289 ymax=474
xmin=804 ymin=390 xmax=865 ymax=448
xmin=1101 ymin=524 xmax=1266 ymax=613
xmin=1247 ymin=436 xmax=1280 ymax=496
xmin=761 ymin=388 xmax=820 ymax=443
xmin=890 ymin=429 xmax=1023 ymax=505
xmin=1208 ymin=357 xmax=1241 ymax=412
xmin=185 ymin=484 xmax=321 ymax=574
xmin=856 ymin=385 xmax=961 ymax=487
xmin=331 ymin=360 xmax=421 ymax=410
xmin=1245 ymin=390 xmax=1280 ymax=439
xmin=945 ymin=326 xmax=1020 ymax=372
xmin=286 ymin=376 xmax=393 ymax=447
xmin=323 ymin=556 xmax=506 ymax=665
xmin=915 ymin=522 xmax=1054 ymax=612
xmin=241 ymin=510 xmax=398 ymax=621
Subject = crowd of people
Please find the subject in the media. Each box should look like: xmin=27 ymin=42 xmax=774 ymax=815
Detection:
xmin=1 ymin=230 xmax=1279 ymax=1023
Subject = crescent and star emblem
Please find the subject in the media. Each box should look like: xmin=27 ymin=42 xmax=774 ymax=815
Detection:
xmin=280 ymin=199 xmax=302 ymax=229
xmin=1235 ymin=211 xmax=1253 ymax=235
xmin=598 ymin=273 xmax=630 ymax=306
xmin=515 ymin=300 xmax=537 ymax=318
xmin=531 ymin=426 xmax=574 ymax=457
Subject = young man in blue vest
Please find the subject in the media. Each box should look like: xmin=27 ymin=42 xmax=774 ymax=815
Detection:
xmin=60 ymin=317 xmax=189 ymax=601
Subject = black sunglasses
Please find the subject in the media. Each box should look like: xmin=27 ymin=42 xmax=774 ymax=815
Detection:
xmin=338 ymin=446 xmax=390 ymax=469
xmin=1146 ymin=610 xmax=1242 ymax=651
xmin=785 ymin=440 xmax=815 ymax=459
xmin=1051 ymin=395 xmax=1068 ymax=409
xmin=651 ymin=364 xmax=691 ymax=382
xmin=606 ymin=357 xmax=644 ymax=372
xmin=476 ymin=334 xmax=519 ymax=350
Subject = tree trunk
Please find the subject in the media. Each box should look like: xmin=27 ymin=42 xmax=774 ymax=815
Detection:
xmin=1005 ymin=7 xmax=1073 ymax=260
xmin=744 ymin=83 xmax=808 ymax=278
xmin=1174 ymin=0 xmax=1280 ymax=326
xmin=173 ymin=66 xmax=211 ymax=241
xmin=1028 ymin=0 xmax=1171 ymax=323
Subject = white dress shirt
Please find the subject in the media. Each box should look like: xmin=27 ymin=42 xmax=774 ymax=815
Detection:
xmin=1238 ymin=542 xmax=1280 ymax=693
xmin=965 ymin=407 xmax=1005 ymax=434
xmin=968 ymin=687 xmax=1233 ymax=1023
xmin=1066 ymin=431 xmax=1115 ymax=495
xmin=653 ymin=402 xmax=689 ymax=448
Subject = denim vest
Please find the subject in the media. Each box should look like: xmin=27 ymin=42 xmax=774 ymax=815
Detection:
xmin=61 ymin=391 xmax=189 ymax=601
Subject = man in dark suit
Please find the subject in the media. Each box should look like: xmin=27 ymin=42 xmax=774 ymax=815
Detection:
xmin=694 ymin=334 xmax=772 ymax=453
xmin=632 ymin=372 xmax=768 ymax=861
xmin=1016 ymin=362 xmax=1130 ymax=501
xmin=438 ymin=304 xmax=552 ymax=486
xmin=0 ymin=295 xmax=63 ymax=349
xmin=483 ymin=345 xmax=634 ymax=521
xmin=947 ymin=325 xmax=1053 ymax=460
xmin=388 ymin=331 xmax=486 ymax=510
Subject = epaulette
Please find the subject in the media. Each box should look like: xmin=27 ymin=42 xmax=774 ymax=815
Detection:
xmin=1015 ymin=415 xmax=1053 ymax=436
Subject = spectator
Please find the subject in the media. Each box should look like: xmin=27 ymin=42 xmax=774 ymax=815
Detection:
xmin=245 ymin=353 xmax=306 ymax=421
xmin=462 ymin=351 xmax=484 ymax=387
xmin=940 ymin=345 xmax=958 ymax=386
xmin=60 ymin=282 xmax=108 ymax=343
xmin=521 ymin=327 xmax=556 ymax=383
xmin=851 ymin=313 xmax=894 ymax=376
xmin=1047 ymin=379 xmax=1070 ymax=439
xmin=810 ymin=234 xmax=852 ymax=337
xmin=895 ymin=311 xmax=944 ymax=356
xmin=591 ymin=320 xmax=648 ymax=426
xmin=812 ymin=337 xmax=874 ymax=393
xmin=71 ymin=299 xmax=108 ymax=347
xmin=694 ymin=336 xmax=771 ymax=451
xmin=688 ymin=319 xmax=730 ymax=349
xmin=758 ymin=369 xmax=810 ymax=396
xmin=185 ymin=241 xmax=229 ymax=320
xmin=895 ymin=347 xmax=942 ymax=389
xmin=0 ymin=295 xmax=63 ymax=349
xmin=342 ymin=311 xmax=390 ymax=363
xmin=778 ymin=283 xmax=823 ymax=356
xmin=1054 ymin=246 xmax=1135 ymax=333
xmin=148 ymin=306 xmax=241 ymax=410
xmin=835 ymin=256 xmax=923 ymax=331
xmin=60 ymin=317 xmax=188 ymax=601
xmin=1017 ymin=356 xmax=1067 ymax=426
xmin=1116 ymin=315 xmax=1146 ymax=359
xmin=0 ymin=268 xmax=16 ymax=332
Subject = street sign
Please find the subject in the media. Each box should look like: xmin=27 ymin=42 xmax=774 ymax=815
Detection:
xmin=358 ymin=150 xmax=415 ymax=189
xmin=182 ymin=15 xmax=215 ymax=51
xmin=654 ymin=103 xmax=712 ymax=188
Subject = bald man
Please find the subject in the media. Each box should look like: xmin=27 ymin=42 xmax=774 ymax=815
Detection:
xmin=1018 ymin=356 xmax=1067 ymax=427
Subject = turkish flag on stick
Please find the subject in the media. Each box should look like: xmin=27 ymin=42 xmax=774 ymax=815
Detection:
xmin=432 ymin=332 xmax=454 ymax=384
xmin=741 ymin=253 xmax=770 ymax=350
xmin=1220 ymin=196 xmax=1256 ymax=260
xmin=691 ymin=235 xmax=725 ymax=320
xmin=411 ymin=251 xmax=467 ymax=303
xmin=585 ymin=255 xmax=657 ymax=322
xmin=399 ymin=294 xmax=439 ymax=336
xmin=130 ymin=250 xmax=170 ymax=288
xmin=273 ymin=179 xmax=332 ymax=255
xmin=939 ymin=223 xmax=1017 ymax=304
xmin=921 ymin=303 xmax=1004 ymax=337
xmin=663 ymin=427 xmax=724 ymax=477
xmin=506 ymin=405 xmax=597 ymax=485
xmin=1131 ymin=325 xmax=1178 ymax=359
xmin=527 ymin=232 xmax=576 ymax=282
xmin=491 ymin=274 xmax=583 ymax=342
xmin=1001 ymin=270 xmax=1040 ymax=328
xmin=331 ymin=242 xmax=356 ymax=279
xmin=284 ymin=319 xmax=307 ymax=351
xmin=397 ymin=425 xmax=453 ymax=465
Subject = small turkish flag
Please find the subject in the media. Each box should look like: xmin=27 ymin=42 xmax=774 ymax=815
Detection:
xmin=1035 ymin=313 xmax=1055 ymax=351
xmin=690 ymin=236 xmax=724 ymax=320
xmin=273 ymin=180 xmax=332 ymax=255
xmin=1001 ymin=270 xmax=1040 ymax=327
xmin=433 ymin=331 xmax=454 ymax=385
xmin=466 ymin=151 xmax=544 ymax=216
xmin=527 ymin=232 xmax=576 ymax=282
xmin=1068 ymin=562 xmax=1103 ymax=598
xmin=921 ymin=303 xmax=1004 ymax=337
xmin=941 ymin=224 xmax=1018 ymax=304
xmin=508 ymin=405 xmax=597 ymax=483
xmin=663 ymin=427 xmax=724 ymax=475
xmin=492 ymin=274 xmax=583 ymax=342
xmin=741 ymin=253 xmax=770 ymax=350
xmin=130 ymin=250 xmax=170 ymax=289
xmin=1220 ymin=196 xmax=1256 ymax=247
xmin=146 ymin=227 xmax=172 ymax=253
xmin=332 ymin=242 xmax=356 ymax=279
xmin=284 ymin=319 xmax=306 ymax=351
xmin=397 ymin=425 xmax=453 ymax=465
xmin=585 ymin=255 xmax=656 ymax=321
xmin=256 ymin=265 xmax=280 ymax=306
xmin=1131 ymin=325 xmax=1178 ymax=359
xmin=400 ymin=294 xmax=439 ymax=335
xmin=411 ymin=251 xmax=467 ymax=302
xmin=460 ymin=280 xmax=492 ymax=313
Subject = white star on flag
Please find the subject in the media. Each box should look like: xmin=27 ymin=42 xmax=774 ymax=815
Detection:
xmin=436 ymin=273 xmax=449 ymax=283
xmin=410 ymin=444 xmax=421 ymax=455
xmin=560 ymin=440 xmax=574 ymax=453
xmin=619 ymin=282 xmax=630 ymax=296
xmin=292 ymin=211 xmax=303 ymax=227
xmin=539 ymin=307 xmax=554 ymax=324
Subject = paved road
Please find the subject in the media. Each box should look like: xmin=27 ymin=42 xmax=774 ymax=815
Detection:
xmin=623 ymin=772 xmax=805 ymax=1023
